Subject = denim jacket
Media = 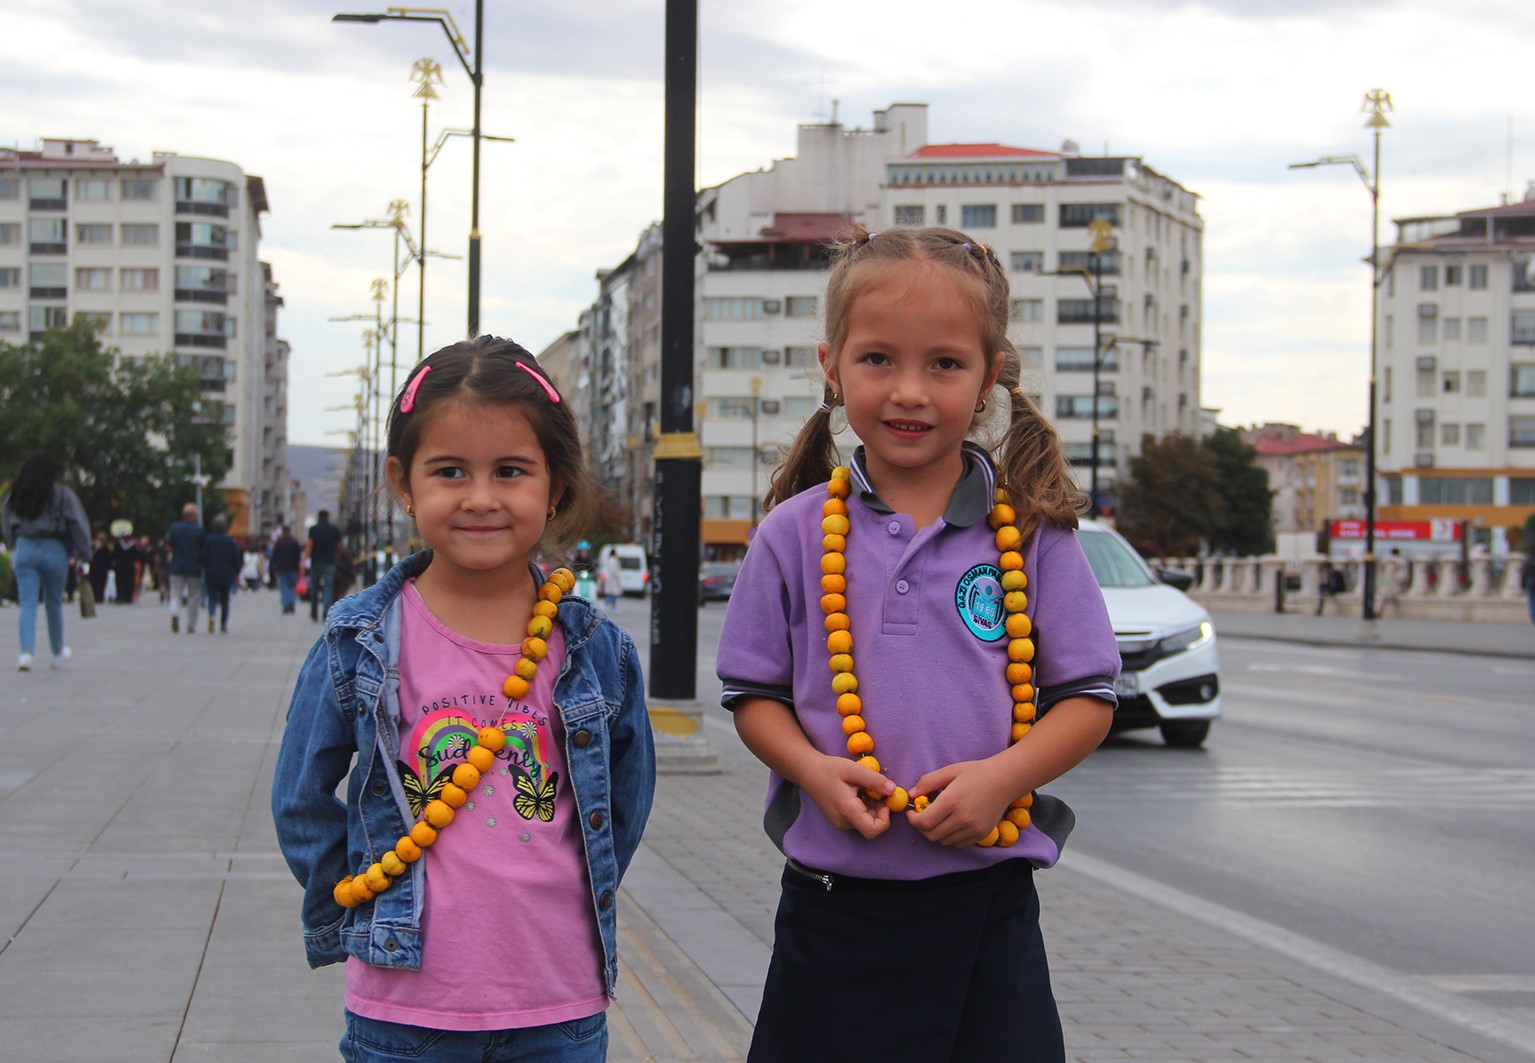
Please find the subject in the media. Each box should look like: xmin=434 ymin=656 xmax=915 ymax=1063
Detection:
xmin=270 ymin=552 xmax=656 ymax=997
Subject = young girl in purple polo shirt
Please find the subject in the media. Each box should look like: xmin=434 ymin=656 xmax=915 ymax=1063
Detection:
xmin=717 ymin=226 xmax=1120 ymax=1062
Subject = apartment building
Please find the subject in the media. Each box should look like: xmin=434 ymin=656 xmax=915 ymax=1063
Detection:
xmin=1377 ymin=188 xmax=1535 ymax=551
xmin=568 ymin=103 xmax=1204 ymax=555
xmin=1241 ymin=423 xmax=1365 ymax=559
xmin=0 ymin=138 xmax=289 ymax=535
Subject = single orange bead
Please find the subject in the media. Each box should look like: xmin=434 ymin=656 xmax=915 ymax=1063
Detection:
xmin=1010 ymin=682 xmax=1035 ymax=703
xmin=823 ymin=533 xmax=846 ymax=553
xmin=836 ymin=692 xmax=863 ymax=716
xmin=1005 ymin=613 xmax=1033 ymax=638
xmin=1010 ymin=721 xmax=1032 ymax=742
xmin=999 ymin=550 xmax=1024 ymax=571
xmin=825 ymin=612 xmax=851 ymax=632
xmin=1006 ymin=662 xmax=1033 ymax=685
xmin=514 ymin=657 xmax=539 ymax=681
xmin=841 ymin=714 xmax=866 ymax=736
xmin=821 ymin=592 xmax=847 ymax=614
xmin=521 ymin=636 xmax=548 ymax=661
xmin=821 ymin=552 xmax=846 ymax=575
xmin=440 ymin=783 xmax=468 ymax=809
xmin=827 ymin=629 xmax=853 ymax=655
xmin=452 ymin=763 xmax=482 ymax=790
xmin=829 ymin=652 xmax=854 ymax=674
xmin=1013 ymin=702 xmax=1037 ymax=723
xmin=410 ymin=821 xmax=438 ymax=847
xmin=831 ymin=672 xmax=858 ymax=695
xmin=821 ymin=573 xmax=846 ymax=594
xmin=823 ymin=497 xmax=848 ymax=517
xmin=846 ymin=731 xmax=874 ymax=755
xmin=466 ymin=745 xmax=496 ymax=772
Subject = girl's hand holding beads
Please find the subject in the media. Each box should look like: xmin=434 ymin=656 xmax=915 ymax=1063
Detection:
xmin=907 ymin=759 xmax=1014 ymax=848
xmin=805 ymin=754 xmax=893 ymax=839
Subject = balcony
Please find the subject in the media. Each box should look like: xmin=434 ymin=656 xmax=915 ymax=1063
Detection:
xmin=176 ymin=200 xmax=230 ymax=218
xmin=176 ymin=244 xmax=229 ymax=261
xmin=175 ymin=288 xmax=228 ymax=305
xmin=176 ymin=332 xmax=228 ymax=349
xmin=28 ymin=198 xmax=65 ymax=211
xmin=28 ymin=242 xmax=65 ymax=255
xmin=29 ymin=287 xmax=66 ymax=299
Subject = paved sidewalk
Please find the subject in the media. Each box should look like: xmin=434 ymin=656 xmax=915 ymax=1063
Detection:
xmin=0 ymin=594 xmax=1528 ymax=1062
xmin=1201 ymin=605 xmax=1533 ymax=659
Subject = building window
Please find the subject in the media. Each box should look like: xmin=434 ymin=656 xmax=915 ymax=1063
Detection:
xmin=1384 ymin=315 xmax=1393 ymax=349
xmin=1058 ymin=250 xmax=1121 ymax=276
xmin=781 ymin=396 xmax=816 ymax=418
xmin=1010 ymin=251 xmax=1044 ymax=273
xmin=0 ymin=310 xmax=19 ymax=332
xmin=1441 ymin=423 xmax=1460 ymax=446
xmin=1414 ymin=409 xmax=1435 ymax=449
xmin=0 ymin=178 xmax=18 ymax=200
xmin=1510 ymin=417 xmax=1535 ymax=448
xmin=1012 ymin=203 xmax=1044 ymax=224
xmin=785 ymin=296 xmax=818 ymax=318
xmin=0 ymin=268 xmax=19 ymax=289
xmin=704 ymin=297 xmax=765 ymax=320
xmin=893 ymin=205 xmax=924 ymax=225
xmin=1442 ymin=370 xmax=1460 ymax=394
xmin=1057 ymin=298 xmax=1119 ymax=325
xmin=1469 ymin=264 xmax=1488 ymax=290
xmin=29 ymin=262 xmax=66 ymax=296
xmin=1055 ymin=346 xmax=1118 ymax=372
xmin=783 ymin=346 xmax=815 ymax=367
xmin=121 ymin=177 xmax=157 ymax=201
xmin=1418 ymin=477 xmax=1493 ymax=503
xmin=1443 ymin=317 xmax=1461 ymax=342
xmin=1467 ymin=370 xmax=1486 ymax=397
xmin=29 ymin=218 xmax=66 ymax=252
xmin=0 ymin=222 xmax=18 ymax=246
xmin=74 ymin=311 xmax=111 ymax=333
xmin=707 ymin=397 xmax=756 ymax=419
xmin=708 ymin=346 xmax=761 ymax=370
xmin=1445 ymin=264 xmax=1462 ymax=286
xmin=76 ymin=223 xmax=113 ymax=246
xmin=1419 ymin=265 xmax=1438 ymax=291
xmin=122 ymin=223 xmax=159 ymax=247
xmin=1468 ymin=316 xmax=1488 ymax=343
xmin=1466 ymin=423 xmax=1485 ymax=449
xmin=936 ymin=205 xmax=947 ymax=225
xmin=705 ymin=447 xmax=755 ymax=468
xmin=960 ymin=204 xmax=997 ymax=229
xmin=1510 ymin=478 xmax=1535 ymax=504
xmin=1384 ymin=366 xmax=1392 ymax=401
xmin=29 ymin=306 xmax=68 ymax=333
xmin=1416 ymin=303 xmax=1438 ymax=344
xmin=1059 ymin=203 xmax=1120 ymax=228
xmin=29 ymin=177 xmax=65 ymax=208
xmin=1512 ymin=364 xmax=1535 ymax=398
xmin=1513 ymin=311 xmax=1535 ymax=344
xmin=703 ymin=496 xmax=757 ymax=520
xmin=1011 ymin=299 xmax=1044 ymax=323
xmin=1055 ymin=395 xmax=1118 ymax=419
xmin=121 ymin=268 xmax=160 ymax=291
xmin=74 ymin=178 xmax=111 ymax=202
xmin=1415 ymin=356 xmax=1436 ymax=398
xmin=1018 ymin=346 xmax=1043 ymax=368
xmin=120 ymin=312 xmax=160 ymax=336
xmin=76 ymin=267 xmax=112 ymax=292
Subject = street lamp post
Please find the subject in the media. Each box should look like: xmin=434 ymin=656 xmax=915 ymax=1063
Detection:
xmin=1289 ymin=88 xmax=1392 ymax=623
xmin=750 ymin=375 xmax=761 ymax=524
xmin=1048 ymin=218 xmax=1116 ymax=516
xmin=334 ymin=2 xmax=485 ymax=338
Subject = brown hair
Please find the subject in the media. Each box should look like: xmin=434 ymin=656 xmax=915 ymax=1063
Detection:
xmin=766 ymin=224 xmax=1083 ymax=539
xmin=384 ymin=336 xmax=599 ymax=556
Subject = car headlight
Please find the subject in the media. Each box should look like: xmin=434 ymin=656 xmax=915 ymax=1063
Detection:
xmin=1156 ymin=620 xmax=1213 ymax=657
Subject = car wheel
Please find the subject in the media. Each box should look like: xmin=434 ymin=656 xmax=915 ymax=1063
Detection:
xmin=1159 ymin=720 xmax=1210 ymax=748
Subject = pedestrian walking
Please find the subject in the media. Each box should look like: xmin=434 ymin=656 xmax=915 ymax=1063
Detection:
xmin=109 ymin=523 xmax=141 ymax=604
xmin=599 ymin=547 xmax=623 ymax=612
xmin=717 ymin=227 xmax=1119 ymax=1062
xmin=3 ymin=451 xmax=92 ymax=671
xmin=240 ymin=541 xmax=265 ymax=592
xmin=1521 ymin=552 xmax=1535 ymax=627
xmin=88 ymin=530 xmax=111 ymax=605
xmin=166 ymin=502 xmax=205 ymax=634
xmin=1379 ymin=548 xmax=1406 ymax=614
xmin=303 ymin=508 xmax=342 ymax=623
xmin=201 ymin=515 xmax=242 ymax=634
xmin=272 ymin=337 xmax=655 ymax=1059
xmin=269 ymin=525 xmax=302 ymax=613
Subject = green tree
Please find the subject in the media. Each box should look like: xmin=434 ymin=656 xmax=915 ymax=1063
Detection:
xmin=1115 ymin=433 xmax=1218 ymax=557
xmin=0 ymin=321 xmax=229 ymax=536
xmin=1203 ymin=427 xmax=1274 ymax=556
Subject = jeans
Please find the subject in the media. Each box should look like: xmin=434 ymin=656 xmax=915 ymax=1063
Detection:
xmin=277 ymin=570 xmax=299 ymax=612
xmin=340 ymin=1011 xmax=607 ymax=1063
xmin=15 ymin=537 xmax=68 ymax=657
xmin=169 ymin=572 xmax=202 ymax=631
xmin=309 ymin=562 xmax=336 ymax=620
xmin=207 ymin=583 xmax=231 ymax=631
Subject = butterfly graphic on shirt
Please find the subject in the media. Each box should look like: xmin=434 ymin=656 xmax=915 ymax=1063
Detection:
xmin=511 ymin=765 xmax=559 ymax=823
xmin=397 ymin=760 xmax=451 ymax=818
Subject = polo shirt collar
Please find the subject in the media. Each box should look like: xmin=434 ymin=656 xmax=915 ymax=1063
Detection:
xmin=848 ymin=442 xmax=995 ymax=528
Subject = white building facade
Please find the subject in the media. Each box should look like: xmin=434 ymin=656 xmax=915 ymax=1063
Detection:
xmin=0 ymin=138 xmax=289 ymax=535
xmin=1377 ymin=191 xmax=1535 ymax=551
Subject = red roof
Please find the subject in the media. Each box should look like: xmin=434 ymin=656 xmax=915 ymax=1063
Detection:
xmin=1250 ymin=434 xmax=1353 ymax=457
xmin=755 ymin=213 xmax=850 ymax=242
xmin=911 ymin=143 xmax=1058 ymax=160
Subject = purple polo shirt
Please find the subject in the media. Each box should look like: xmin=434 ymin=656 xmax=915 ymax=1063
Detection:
xmin=717 ymin=445 xmax=1119 ymax=880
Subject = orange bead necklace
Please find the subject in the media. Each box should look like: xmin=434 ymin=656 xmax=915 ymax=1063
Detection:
xmin=821 ymin=467 xmax=1037 ymax=847
xmin=332 ymin=566 xmax=576 ymax=909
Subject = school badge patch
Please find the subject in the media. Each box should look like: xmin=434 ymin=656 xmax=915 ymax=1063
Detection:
xmin=955 ymin=563 xmax=1006 ymax=642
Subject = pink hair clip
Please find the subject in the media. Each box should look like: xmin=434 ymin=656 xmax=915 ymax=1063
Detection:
xmin=400 ymin=366 xmax=430 ymax=412
xmin=516 ymin=361 xmax=561 ymax=403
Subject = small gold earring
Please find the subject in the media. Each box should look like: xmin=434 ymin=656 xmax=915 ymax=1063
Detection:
xmin=975 ymin=397 xmax=987 ymax=413
xmin=547 ymin=505 xmax=557 ymax=521
xmin=405 ymin=503 xmax=414 ymax=518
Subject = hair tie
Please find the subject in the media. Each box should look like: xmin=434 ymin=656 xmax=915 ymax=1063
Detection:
xmin=515 ymin=361 xmax=561 ymax=403
xmin=399 ymin=366 xmax=430 ymax=412
xmin=1010 ymin=386 xmax=1023 ymax=396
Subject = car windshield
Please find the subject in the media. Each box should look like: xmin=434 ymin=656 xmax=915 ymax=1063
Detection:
xmin=1078 ymin=529 xmax=1158 ymax=588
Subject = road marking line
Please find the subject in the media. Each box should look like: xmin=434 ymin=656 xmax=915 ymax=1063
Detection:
xmin=1066 ymin=850 xmax=1535 ymax=1056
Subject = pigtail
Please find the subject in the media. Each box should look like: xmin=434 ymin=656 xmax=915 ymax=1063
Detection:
xmin=764 ymin=380 xmax=842 ymax=512
xmin=994 ymin=351 xmax=1086 ymax=540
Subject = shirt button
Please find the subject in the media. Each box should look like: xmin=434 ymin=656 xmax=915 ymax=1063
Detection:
xmin=589 ymin=811 xmax=604 ymax=830
xmin=383 ymin=939 xmax=398 ymax=952
xmin=896 ymin=579 xmax=910 ymax=594
xmin=888 ymin=521 xmax=901 ymax=535
xmin=370 ymin=780 xmax=386 ymax=796
xmin=598 ymin=891 xmax=612 ymax=909
xmin=573 ymin=730 xmax=590 ymax=748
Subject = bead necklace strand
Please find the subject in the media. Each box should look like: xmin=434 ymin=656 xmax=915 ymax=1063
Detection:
xmin=332 ymin=566 xmax=577 ymax=908
xmin=821 ymin=467 xmax=1036 ymax=848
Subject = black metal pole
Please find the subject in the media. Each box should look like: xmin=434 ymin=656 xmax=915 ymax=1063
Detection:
xmin=419 ymin=94 xmax=429 ymax=363
xmin=1362 ymin=125 xmax=1382 ymax=621
xmin=1090 ymin=250 xmax=1102 ymax=516
xmin=650 ymin=0 xmax=701 ymax=701
xmin=467 ymin=0 xmax=482 ymax=339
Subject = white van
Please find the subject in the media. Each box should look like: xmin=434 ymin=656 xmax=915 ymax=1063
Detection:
xmin=597 ymin=543 xmax=650 ymax=597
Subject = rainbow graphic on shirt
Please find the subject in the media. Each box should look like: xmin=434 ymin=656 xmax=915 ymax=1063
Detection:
xmin=401 ymin=705 xmax=557 ymax=812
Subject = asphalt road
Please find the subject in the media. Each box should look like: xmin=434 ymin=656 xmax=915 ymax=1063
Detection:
xmin=1053 ymin=634 xmax=1535 ymax=1042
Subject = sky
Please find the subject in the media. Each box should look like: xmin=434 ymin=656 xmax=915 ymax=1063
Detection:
xmin=5 ymin=0 xmax=1535 ymax=449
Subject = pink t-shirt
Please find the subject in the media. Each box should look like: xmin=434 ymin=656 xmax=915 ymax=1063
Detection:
xmin=346 ymin=581 xmax=607 ymax=1030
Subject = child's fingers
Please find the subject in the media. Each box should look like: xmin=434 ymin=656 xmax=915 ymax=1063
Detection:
xmin=909 ymin=762 xmax=961 ymax=800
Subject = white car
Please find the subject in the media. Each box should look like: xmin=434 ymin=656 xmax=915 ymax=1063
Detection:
xmin=1077 ymin=520 xmax=1221 ymax=748
xmin=597 ymin=543 xmax=650 ymax=597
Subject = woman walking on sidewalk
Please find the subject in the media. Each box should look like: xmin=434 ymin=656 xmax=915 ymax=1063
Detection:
xmin=273 ymin=337 xmax=655 ymax=1062
xmin=3 ymin=451 xmax=92 ymax=671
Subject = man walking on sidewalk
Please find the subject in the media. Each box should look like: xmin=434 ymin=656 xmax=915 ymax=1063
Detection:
xmin=269 ymin=525 xmax=302 ymax=614
xmin=166 ymin=503 xmax=204 ymax=634
xmin=304 ymin=509 xmax=342 ymax=623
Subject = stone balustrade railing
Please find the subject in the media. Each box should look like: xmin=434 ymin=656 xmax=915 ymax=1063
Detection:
xmin=1155 ymin=553 xmax=1531 ymax=623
